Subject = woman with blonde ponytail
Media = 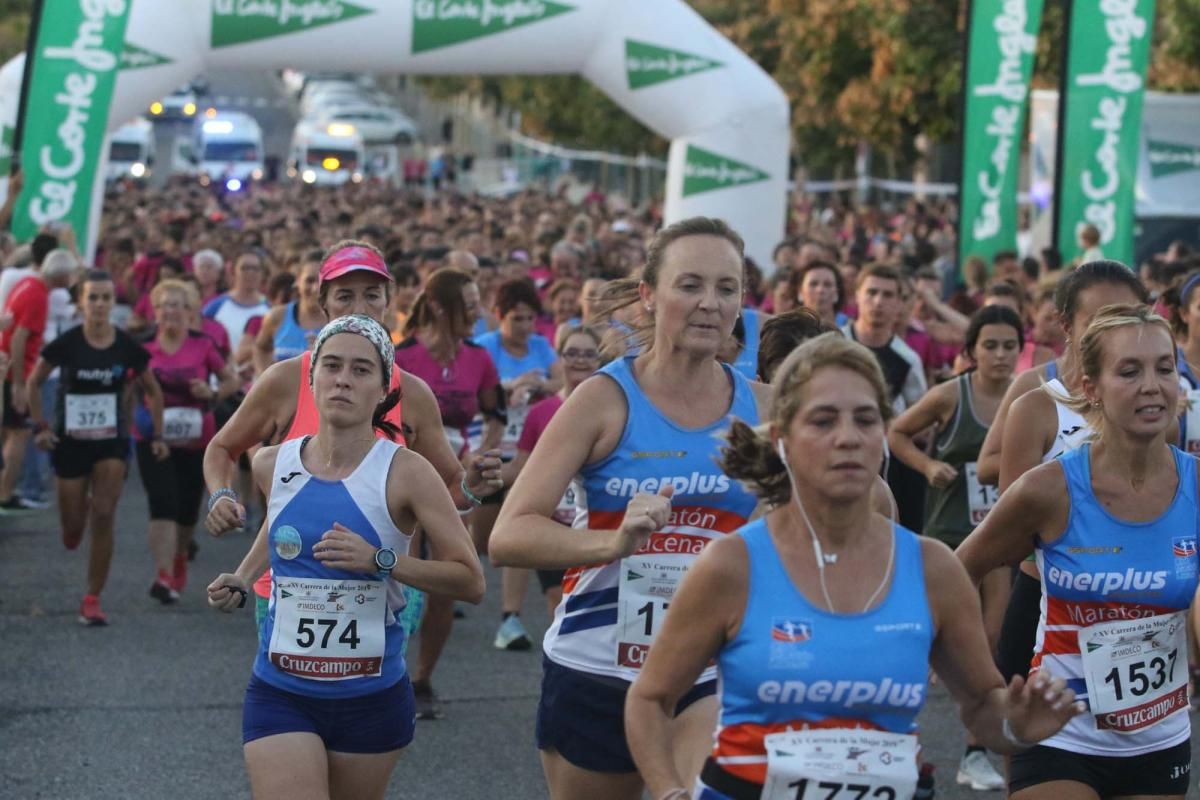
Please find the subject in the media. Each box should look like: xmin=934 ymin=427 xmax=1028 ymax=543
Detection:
xmin=626 ymin=333 xmax=1082 ymax=800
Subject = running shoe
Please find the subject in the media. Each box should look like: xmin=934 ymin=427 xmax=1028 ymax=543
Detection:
xmin=15 ymin=495 xmax=49 ymax=509
xmin=149 ymin=579 xmax=180 ymax=605
xmin=494 ymin=615 xmax=533 ymax=651
xmin=0 ymin=496 xmax=37 ymax=513
xmin=79 ymin=595 xmax=108 ymax=626
xmin=956 ymin=750 xmax=1005 ymax=791
xmin=412 ymin=681 xmax=444 ymax=720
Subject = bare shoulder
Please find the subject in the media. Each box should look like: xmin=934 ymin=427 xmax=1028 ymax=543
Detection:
xmin=1007 ymin=458 xmax=1069 ymax=513
xmin=695 ymin=531 xmax=750 ymax=583
xmin=1010 ymin=383 xmax=1057 ymax=421
xmin=250 ymin=354 xmax=302 ymax=399
xmin=251 ymin=443 xmax=282 ymax=487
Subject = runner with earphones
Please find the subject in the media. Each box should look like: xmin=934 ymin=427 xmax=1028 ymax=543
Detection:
xmin=626 ymin=333 xmax=1082 ymax=800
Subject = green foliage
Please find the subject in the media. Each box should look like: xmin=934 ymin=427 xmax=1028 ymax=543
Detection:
xmin=0 ymin=0 xmax=31 ymax=64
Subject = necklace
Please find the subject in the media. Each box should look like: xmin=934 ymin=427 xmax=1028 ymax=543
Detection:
xmin=303 ymin=435 xmax=377 ymax=474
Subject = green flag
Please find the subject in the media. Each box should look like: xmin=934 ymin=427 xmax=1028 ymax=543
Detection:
xmin=211 ymin=0 xmax=373 ymax=48
xmin=682 ymin=145 xmax=769 ymax=197
xmin=1054 ymin=0 xmax=1156 ymax=266
xmin=1147 ymin=139 xmax=1200 ymax=179
xmin=957 ymin=0 xmax=1044 ymax=267
xmin=120 ymin=42 xmax=172 ymax=70
xmin=411 ymin=0 xmax=575 ymax=54
xmin=12 ymin=0 xmax=133 ymax=249
xmin=625 ymin=39 xmax=723 ymax=90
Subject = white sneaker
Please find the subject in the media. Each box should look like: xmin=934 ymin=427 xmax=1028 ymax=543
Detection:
xmin=493 ymin=615 xmax=532 ymax=651
xmin=957 ymin=750 xmax=1005 ymax=791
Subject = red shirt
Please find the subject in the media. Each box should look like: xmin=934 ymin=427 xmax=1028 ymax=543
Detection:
xmin=1 ymin=275 xmax=49 ymax=376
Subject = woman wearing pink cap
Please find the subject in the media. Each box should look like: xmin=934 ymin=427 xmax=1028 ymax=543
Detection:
xmin=203 ymin=239 xmax=502 ymax=721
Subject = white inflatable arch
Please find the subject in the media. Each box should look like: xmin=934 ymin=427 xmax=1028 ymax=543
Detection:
xmin=3 ymin=1 xmax=789 ymax=263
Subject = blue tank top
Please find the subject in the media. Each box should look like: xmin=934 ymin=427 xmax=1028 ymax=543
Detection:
xmin=542 ymin=356 xmax=760 ymax=681
xmin=1045 ymin=359 xmax=1058 ymax=381
xmin=1034 ymin=444 xmax=1198 ymax=755
xmin=711 ymin=518 xmax=933 ymax=783
xmin=254 ymin=438 xmax=412 ymax=698
xmin=732 ymin=308 xmax=762 ymax=380
xmin=273 ymin=301 xmax=322 ymax=362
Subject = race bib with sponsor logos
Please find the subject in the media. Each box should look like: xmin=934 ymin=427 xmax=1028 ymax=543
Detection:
xmin=268 ymin=577 xmax=386 ymax=681
xmin=964 ymin=462 xmax=998 ymax=525
xmin=1078 ymin=611 xmax=1188 ymax=733
xmin=162 ymin=407 xmax=203 ymax=443
xmin=65 ymin=393 xmax=117 ymax=439
xmin=761 ymin=728 xmax=919 ymax=800
xmin=615 ymin=553 xmax=690 ymax=669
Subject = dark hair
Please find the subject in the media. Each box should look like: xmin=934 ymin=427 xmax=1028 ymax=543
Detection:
xmin=267 ymin=272 xmax=295 ymax=304
xmin=984 ymin=280 xmax=1026 ymax=316
xmin=1021 ymin=257 xmax=1040 ymax=282
xmin=405 ymin=268 xmax=474 ymax=336
xmin=159 ymin=256 xmax=185 ymax=277
xmin=392 ymin=263 xmax=420 ymax=287
xmin=757 ymin=308 xmax=836 ymax=382
xmin=992 ymin=250 xmax=1018 ymax=265
xmin=1054 ymin=260 xmax=1148 ymax=323
xmin=964 ymin=305 xmax=1024 ymax=359
xmin=1041 ymin=247 xmax=1063 ymax=271
xmin=31 ymin=233 xmax=58 ymax=266
xmin=790 ymin=260 xmax=845 ymax=313
xmin=855 ymin=263 xmax=902 ymax=291
xmin=495 ymin=278 xmax=542 ymax=317
xmin=81 ymin=269 xmax=113 ymax=286
xmin=372 ymin=387 xmax=404 ymax=442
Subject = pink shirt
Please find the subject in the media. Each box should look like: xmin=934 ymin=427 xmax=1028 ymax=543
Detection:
xmin=137 ymin=332 xmax=226 ymax=449
xmin=517 ymin=394 xmax=564 ymax=453
xmin=393 ymin=337 xmax=500 ymax=431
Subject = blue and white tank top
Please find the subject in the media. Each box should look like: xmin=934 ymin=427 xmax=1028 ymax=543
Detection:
xmin=254 ymin=437 xmax=413 ymax=698
xmin=1033 ymin=444 xmax=1198 ymax=756
xmin=542 ymin=356 xmax=760 ymax=682
xmin=1043 ymin=378 xmax=1091 ymax=462
xmin=273 ymin=301 xmax=321 ymax=362
xmin=712 ymin=518 xmax=933 ymax=785
xmin=732 ymin=308 xmax=762 ymax=381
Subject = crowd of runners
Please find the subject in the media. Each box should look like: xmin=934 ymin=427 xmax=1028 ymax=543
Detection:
xmin=2 ymin=174 xmax=1200 ymax=800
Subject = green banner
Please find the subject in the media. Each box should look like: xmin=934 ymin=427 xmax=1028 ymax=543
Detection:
xmin=625 ymin=39 xmax=723 ymax=90
xmin=1054 ymin=0 xmax=1156 ymax=266
xmin=412 ymin=0 xmax=575 ymax=54
xmin=957 ymin=0 xmax=1044 ymax=267
xmin=1147 ymin=139 xmax=1200 ymax=179
xmin=682 ymin=145 xmax=769 ymax=197
xmin=212 ymin=0 xmax=373 ymax=48
xmin=12 ymin=0 xmax=133 ymax=248
xmin=120 ymin=42 xmax=172 ymax=70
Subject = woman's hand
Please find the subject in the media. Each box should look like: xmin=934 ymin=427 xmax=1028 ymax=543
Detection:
xmin=313 ymin=522 xmax=378 ymax=574
xmin=205 ymin=493 xmax=247 ymax=536
xmin=924 ymin=460 xmax=958 ymax=489
xmin=34 ymin=428 xmax=58 ymax=451
xmin=611 ymin=485 xmax=673 ymax=559
xmin=465 ymin=449 xmax=504 ymax=496
xmin=207 ymin=572 xmax=250 ymax=613
xmin=188 ymin=378 xmax=215 ymax=401
xmin=1004 ymin=669 xmax=1085 ymax=745
xmin=151 ymin=440 xmax=170 ymax=460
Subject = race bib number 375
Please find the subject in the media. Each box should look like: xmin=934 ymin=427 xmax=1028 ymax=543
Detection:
xmin=268 ymin=578 xmax=386 ymax=681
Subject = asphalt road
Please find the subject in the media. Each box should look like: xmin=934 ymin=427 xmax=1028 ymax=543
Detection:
xmin=6 ymin=456 xmax=1199 ymax=799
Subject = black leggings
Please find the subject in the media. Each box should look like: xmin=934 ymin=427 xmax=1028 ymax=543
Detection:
xmin=136 ymin=443 xmax=205 ymax=526
xmin=995 ymin=569 xmax=1042 ymax=681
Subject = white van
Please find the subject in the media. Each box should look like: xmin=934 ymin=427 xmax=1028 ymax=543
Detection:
xmin=288 ymin=120 xmax=365 ymax=186
xmin=107 ymin=118 xmax=155 ymax=181
xmin=191 ymin=111 xmax=264 ymax=189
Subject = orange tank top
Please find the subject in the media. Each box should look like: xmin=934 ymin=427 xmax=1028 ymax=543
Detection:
xmin=254 ymin=350 xmax=405 ymax=598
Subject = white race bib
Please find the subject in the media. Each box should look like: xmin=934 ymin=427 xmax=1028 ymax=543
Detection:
xmin=268 ymin=577 xmax=387 ymax=681
xmin=615 ymin=553 xmax=690 ymax=669
xmin=65 ymin=393 xmax=117 ymax=439
xmin=964 ymin=462 xmax=998 ymax=525
xmin=1185 ymin=390 xmax=1200 ymax=454
xmin=501 ymin=403 xmax=529 ymax=458
xmin=552 ymin=480 xmax=579 ymax=526
xmin=762 ymin=729 xmax=919 ymax=800
xmin=1078 ymin=611 xmax=1188 ymax=733
xmin=162 ymin=407 xmax=203 ymax=443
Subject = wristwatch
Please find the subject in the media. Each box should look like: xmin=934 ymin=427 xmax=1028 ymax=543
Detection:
xmin=374 ymin=547 xmax=398 ymax=579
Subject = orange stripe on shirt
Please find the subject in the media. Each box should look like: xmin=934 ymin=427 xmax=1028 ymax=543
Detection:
xmin=713 ymin=718 xmax=885 ymax=784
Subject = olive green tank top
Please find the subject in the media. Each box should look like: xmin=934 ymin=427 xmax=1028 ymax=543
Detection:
xmin=923 ymin=373 xmax=996 ymax=548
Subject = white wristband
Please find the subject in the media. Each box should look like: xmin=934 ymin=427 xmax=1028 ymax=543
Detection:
xmin=1002 ymin=717 xmax=1035 ymax=749
xmin=655 ymin=789 xmax=689 ymax=800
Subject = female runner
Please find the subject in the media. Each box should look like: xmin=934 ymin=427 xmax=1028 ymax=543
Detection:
xmin=208 ymin=315 xmax=484 ymax=800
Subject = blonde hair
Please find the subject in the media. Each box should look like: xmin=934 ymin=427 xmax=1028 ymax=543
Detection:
xmin=1053 ymin=304 xmax=1176 ymax=437
xmin=151 ymin=279 xmax=192 ymax=310
xmin=721 ymin=333 xmax=893 ymax=505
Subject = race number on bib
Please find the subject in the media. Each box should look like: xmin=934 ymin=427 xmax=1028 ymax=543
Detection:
xmin=65 ymin=393 xmax=117 ymax=439
xmin=268 ymin=578 xmax=387 ymax=681
xmin=162 ymin=407 xmax=203 ymax=443
xmin=1078 ymin=611 xmax=1188 ymax=733
xmin=501 ymin=404 xmax=529 ymax=458
xmin=615 ymin=553 xmax=689 ymax=668
xmin=762 ymin=729 xmax=919 ymax=800
xmin=964 ymin=462 xmax=998 ymax=525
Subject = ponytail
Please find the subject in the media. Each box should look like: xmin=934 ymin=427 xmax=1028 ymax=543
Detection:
xmin=372 ymin=386 xmax=404 ymax=442
xmin=719 ymin=419 xmax=790 ymax=507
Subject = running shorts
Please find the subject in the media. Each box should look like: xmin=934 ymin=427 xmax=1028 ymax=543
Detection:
xmin=136 ymin=443 xmax=205 ymax=526
xmin=536 ymin=655 xmax=717 ymax=773
xmin=2 ymin=380 xmax=28 ymax=428
xmin=242 ymin=673 xmax=416 ymax=753
xmin=51 ymin=437 xmax=129 ymax=480
xmin=995 ymin=569 xmax=1042 ymax=681
xmin=1009 ymin=740 xmax=1190 ymax=795
xmin=535 ymin=569 xmax=565 ymax=593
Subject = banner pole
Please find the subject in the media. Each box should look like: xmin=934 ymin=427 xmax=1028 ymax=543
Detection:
xmin=1050 ymin=0 xmax=1073 ymax=256
xmin=12 ymin=0 xmax=45 ymax=175
xmin=955 ymin=0 xmax=975 ymax=273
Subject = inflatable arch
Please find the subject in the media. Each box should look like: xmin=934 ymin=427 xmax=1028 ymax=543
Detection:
xmin=1 ymin=1 xmax=790 ymax=264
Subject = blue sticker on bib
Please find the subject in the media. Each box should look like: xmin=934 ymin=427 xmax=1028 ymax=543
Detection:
xmin=274 ymin=525 xmax=302 ymax=560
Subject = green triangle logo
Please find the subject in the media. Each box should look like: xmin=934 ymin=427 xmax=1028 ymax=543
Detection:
xmin=682 ymin=145 xmax=770 ymax=197
xmin=625 ymin=39 xmax=723 ymax=90
xmin=120 ymin=42 xmax=172 ymax=70
xmin=211 ymin=0 xmax=374 ymax=48
xmin=412 ymin=0 xmax=575 ymax=54
xmin=1148 ymin=139 xmax=1200 ymax=179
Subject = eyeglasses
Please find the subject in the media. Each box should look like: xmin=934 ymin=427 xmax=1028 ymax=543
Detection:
xmin=562 ymin=349 xmax=599 ymax=361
